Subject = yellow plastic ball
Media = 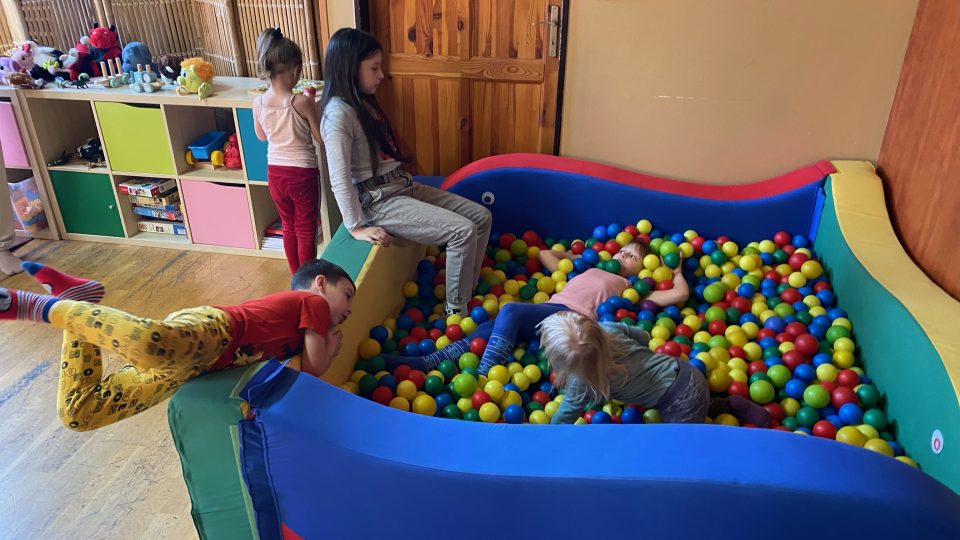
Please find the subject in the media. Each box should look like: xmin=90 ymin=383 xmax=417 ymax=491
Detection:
xmin=803 ymin=295 xmax=821 ymax=308
xmin=863 ymin=438 xmax=894 ymax=457
xmin=574 ymin=418 xmax=587 ymax=425
xmin=523 ymin=364 xmax=542 ymax=383
xmin=704 ymin=265 xmax=723 ymax=279
xmin=652 ymin=266 xmax=674 ymax=283
xmin=544 ymin=401 xmax=559 ymax=417
xmin=715 ymin=413 xmax=739 ymax=426
xmin=460 ymin=317 xmax=478 ymax=335
xmin=708 ymin=369 xmax=732 ymax=392
xmin=531 ymin=291 xmax=550 ymax=304
xmin=832 ymin=317 xmax=853 ymax=331
xmin=679 ymin=242 xmax=694 ymax=258
xmin=809 ymin=306 xmax=827 ymax=317
xmin=537 ymin=277 xmax=556 ymax=293
xmin=720 ymin=273 xmax=741 ymax=290
xmin=396 ymin=380 xmax=418 ymax=401
xmin=482 ymin=298 xmax=499 ymax=316
xmin=511 ymin=372 xmax=531 ymax=391
xmin=815 ymin=363 xmax=838 ymax=383
xmin=695 ymin=352 xmax=716 ymax=372
xmin=501 ymin=390 xmax=522 ymax=408
xmin=758 ymin=239 xmax=776 ymax=253
xmin=643 ymin=254 xmax=661 ymax=271
xmin=412 ymin=394 xmax=437 ymax=416
xmin=781 ymin=397 xmax=801 ymax=417
xmin=638 ymin=269 xmax=654 ymax=280
xmin=710 ymin=347 xmax=731 ymax=363
xmin=602 ymin=402 xmax=622 ymax=417
xmin=389 ymin=397 xmax=410 ymax=411
xmin=557 ymin=258 xmax=574 ymax=274
xmin=836 ymin=426 xmax=868 ymax=447
xmin=551 ymin=270 xmax=567 ymax=284
xmin=778 ymin=342 xmax=795 ymax=354
xmin=833 ymin=350 xmax=855 ymax=369
xmin=727 ymin=330 xmax=748 ymax=348
xmin=615 ymin=231 xmax=633 ymax=246
xmin=729 ymin=369 xmax=748 ymax=384
xmin=457 ymin=397 xmax=473 ymax=413
xmin=727 ymin=357 xmax=748 ymax=372
xmin=776 ymin=264 xmax=793 ymax=277
xmin=788 ymin=272 xmax=807 ymax=288
xmin=485 ymin=365 xmax=508 ymax=385
xmin=636 ymin=219 xmax=653 ymax=233
xmin=739 ymin=255 xmax=760 ymax=272
xmin=484 ymin=380 xmax=505 ymax=402
xmin=340 ymin=381 xmax=359 ymax=394
xmin=350 ymin=370 xmax=367 ymax=384
xmin=895 ymin=456 xmax=919 ymax=468
xmin=856 ymin=424 xmax=880 ymax=440
xmin=507 ymin=362 xmax=524 ymax=376
xmin=599 ymin=251 xmax=612 ymax=261
xmin=743 ymin=342 xmax=762 ymax=361
xmin=693 ymin=331 xmax=711 ymax=344
xmin=683 ymin=315 xmax=702 ymax=332
xmin=529 ymin=410 xmax=550 ymax=424
xmin=721 ymin=241 xmax=739 ymax=257
xmin=622 ymin=288 xmax=641 ymax=304
xmin=801 ymin=260 xmax=823 ymax=279
xmin=402 ymin=281 xmax=419 ymax=298
xmin=834 ymin=337 xmax=856 ymax=353
xmin=358 ymin=338 xmax=382 ymax=359
xmin=479 ymin=402 xmax=501 ymax=422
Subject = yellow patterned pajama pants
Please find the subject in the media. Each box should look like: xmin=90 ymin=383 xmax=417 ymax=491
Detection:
xmin=49 ymin=300 xmax=233 ymax=431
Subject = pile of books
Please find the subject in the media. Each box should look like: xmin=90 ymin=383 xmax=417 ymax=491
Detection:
xmin=119 ymin=178 xmax=186 ymax=236
xmin=261 ymin=216 xmax=323 ymax=250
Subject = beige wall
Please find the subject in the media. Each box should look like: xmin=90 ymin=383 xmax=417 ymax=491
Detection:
xmin=327 ymin=0 xmax=356 ymax=33
xmin=559 ymin=0 xmax=918 ymax=183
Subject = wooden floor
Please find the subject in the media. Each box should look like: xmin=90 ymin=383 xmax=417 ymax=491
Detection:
xmin=0 ymin=239 xmax=291 ymax=539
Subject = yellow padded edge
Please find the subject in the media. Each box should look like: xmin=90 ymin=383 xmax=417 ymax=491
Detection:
xmin=830 ymin=160 xmax=960 ymax=400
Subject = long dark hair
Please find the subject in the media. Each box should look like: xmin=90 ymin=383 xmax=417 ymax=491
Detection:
xmin=320 ymin=28 xmax=406 ymax=173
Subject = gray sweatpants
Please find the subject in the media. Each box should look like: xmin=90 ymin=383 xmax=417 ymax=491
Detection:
xmin=0 ymin=144 xmax=16 ymax=252
xmin=360 ymin=172 xmax=492 ymax=307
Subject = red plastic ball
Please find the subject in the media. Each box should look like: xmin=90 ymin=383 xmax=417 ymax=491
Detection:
xmin=730 ymin=297 xmax=751 ymax=314
xmin=728 ymin=346 xmax=746 ymax=360
xmin=748 ymin=361 xmax=768 ymax=375
xmin=781 ymin=350 xmax=806 ymax=371
xmin=764 ymin=270 xmax=781 ymax=281
xmin=406 ymin=309 xmax=425 ymax=324
xmin=410 ymin=327 xmax=429 ymax=341
xmin=775 ymin=332 xmax=792 ymax=344
xmin=656 ymin=281 xmax=674 ymax=290
xmin=757 ymin=328 xmax=777 ymax=340
xmin=498 ymin=233 xmax=517 ymax=250
xmin=820 ymin=380 xmax=838 ymax=394
xmin=524 ymin=259 xmax=542 ymax=275
xmin=707 ymin=320 xmax=727 ymax=336
xmin=624 ymin=224 xmax=639 ymax=237
xmin=592 ymin=242 xmax=605 ymax=253
xmin=615 ymin=308 xmax=633 ymax=321
xmin=785 ymin=322 xmax=808 ymax=338
xmin=679 ymin=344 xmax=692 ymax=356
xmin=371 ymin=386 xmax=393 ymax=406
xmin=489 ymin=285 xmax=505 ymax=297
xmin=399 ymin=336 xmax=419 ymax=349
xmin=470 ymin=338 xmax=487 ymax=356
xmin=773 ymin=231 xmax=791 ymax=246
xmin=812 ymin=420 xmax=838 ymax=439
xmin=728 ymin=381 xmax=749 ymax=399
xmin=763 ymin=403 xmax=786 ymax=423
xmin=583 ymin=410 xmax=596 ymax=423
xmin=662 ymin=341 xmax=682 ymax=357
xmin=446 ymin=324 xmax=465 ymax=341
xmin=831 ymin=386 xmax=858 ymax=408
xmin=783 ymin=245 xmax=796 ymax=255
xmin=407 ymin=370 xmax=426 ymax=389
xmin=605 ymin=240 xmax=621 ymax=254
xmin=571 ymin=241 xmax=586 ymax=255
xmin=716 ymin=235 xmax=731 ymax=245
xmin=788 ymin=252 xmax=809 ymax=271
xmin=793 ymin=334 xmax=819 ymax=357
xmin=638 ymin=233 xmax=651 ymax=244
xmin=394 ymin=365 xmax=412 ymax=381
xmin=471 ymin=390 xmax=491 ymax=409
xmin=780 ymin=288 xmax=803 ymax=305
xmin=690 ymin=237 xmax=705 ymax=252
xmin=724 ymin=290 xmax=739 ymax=304
xmin=674 ymin=324 xmax=694 ymax=339
xmin=814 ymin=281 xmax=832 ymax=292
xmin=467 ymin=298 xmax=483 ymax=311
xmin=532 ymin=391 xmax=550 ymax=406
xmin=521 ymin=230 xmax=542 ymax=247
xmin=837 ymin=369 xmax=860 ymax=388
xmin=428 ymin=328 xmax=443 ymax=341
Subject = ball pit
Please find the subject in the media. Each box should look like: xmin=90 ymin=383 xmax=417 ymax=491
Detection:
xmin=345 ymin=218 xmax=916 ymax=465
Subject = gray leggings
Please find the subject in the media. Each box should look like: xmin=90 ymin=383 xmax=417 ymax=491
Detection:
xmin=360 ymin=172 xmax=492 ymax=306
xmin=656 ymin=360 xmax=711 ymax=423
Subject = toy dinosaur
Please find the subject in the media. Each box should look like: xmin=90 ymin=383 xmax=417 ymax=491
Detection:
xmin=176 ymin=57 xmax=214 ymax=99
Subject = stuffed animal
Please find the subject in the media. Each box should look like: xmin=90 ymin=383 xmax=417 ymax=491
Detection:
xmin=63 ymin=36 xmax=93 ymax=81
xmin=157 ymin=54 xmax=182 ymax=85
xmin=17 ymin=41 xmax=63 ymax=81
xmin=0 ymin=58 xmax=15 ymax=84
xmin=9 ymin=43 xmax=34 ymax=73
xmin=121 ymin=42 xmax=158 ymax=73
xmin=87 ymin=24 xmax=121 ymax=77
xmin=176 ymin=57 xmax=214 ymax=99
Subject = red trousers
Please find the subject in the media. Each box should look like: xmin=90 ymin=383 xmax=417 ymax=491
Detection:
xmin=267 ymin=165 xmax=320 ymax=273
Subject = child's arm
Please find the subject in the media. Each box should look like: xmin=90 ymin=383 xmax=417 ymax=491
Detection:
xmin=549 ymin=380 xmax=591 ymax=424
xmin=538 ymin=248 xmax=577 ymax=273
xmin=293 ymin=94 xmax=323 ymax=145
xmin=646 ymin=265 xmax=690 ymax=307
xmin=300 ymin=328 xmax=343 ymax=377
xmin=252 ymin=100 xmax=267 ymax=142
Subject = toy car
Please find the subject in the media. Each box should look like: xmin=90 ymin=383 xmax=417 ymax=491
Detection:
xmin=185 ymin=131 xmax=229 ymax=168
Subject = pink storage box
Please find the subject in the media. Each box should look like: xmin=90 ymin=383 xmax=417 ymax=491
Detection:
xmin=0 ymin=102 xmax=29 ymax=168
xmin=180 ymin=180 xmax=255 ymax=249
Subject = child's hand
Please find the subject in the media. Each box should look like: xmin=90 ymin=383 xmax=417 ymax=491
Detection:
xmin=326 ymin=328 xmax=343 ymax=358
xmin=352 ymin=226 xmax=392 ymax=247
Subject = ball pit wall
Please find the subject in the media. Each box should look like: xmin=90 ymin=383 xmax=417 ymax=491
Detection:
xmin=814 ymin=160 xmax=960 ymax=492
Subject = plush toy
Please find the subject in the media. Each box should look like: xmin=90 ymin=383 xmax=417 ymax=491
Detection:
xmin=158 ymin=54 xmax=182 ymax=85
xmin=121 ymin=42 xmax=157 ymax=73
xmin=17 ymin=41 xmax=63 ymax=81
xmin=87 ymin=24 xmax=121 ymax=77
xmin=0 ymin=58 xmax=15 ymax=84
xmin=9 ymin=43 xmax=35 ymax=73
xmin=176 ymin=57 xmax=214 ymax=99
xmin=63 ymin=36 xmax=92 ymax=81
xmin=223 ymin=134 xmax=242 ymax=169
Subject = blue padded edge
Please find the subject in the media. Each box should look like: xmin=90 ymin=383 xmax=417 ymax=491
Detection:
xmin=447 ymin=167 xmax=826 ymax=242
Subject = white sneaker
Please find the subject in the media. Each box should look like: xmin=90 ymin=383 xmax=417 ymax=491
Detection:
xmin=445 ymin=303 xmax=467 ymax=317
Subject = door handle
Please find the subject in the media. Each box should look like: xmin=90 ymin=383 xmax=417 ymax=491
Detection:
xmin=531 ymin=5 xmax=560 ymax=58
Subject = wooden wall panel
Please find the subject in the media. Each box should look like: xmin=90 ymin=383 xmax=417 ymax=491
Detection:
xmin=877 ymin=0 xmax=960 ymax=300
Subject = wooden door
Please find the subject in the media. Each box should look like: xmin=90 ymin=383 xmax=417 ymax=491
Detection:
xmin=368 ymin=0 xmax=566 ymax=175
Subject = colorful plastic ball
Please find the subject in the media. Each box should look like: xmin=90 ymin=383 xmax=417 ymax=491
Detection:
xmin=863 ymin=408 xmax=888 ymax=430
xmin=838 ymin=403 xmax=863 ymax=425
xmin=437 ymin=360 xmax=458 ymax=381
xmin=529 ymin=410 xmax=550 ymax=424
xmin=453 ymin=373 xmax=478 ymax=397
xmin=358 ymin=338 xmax=383 ymax=359
xmin=445 ymin=324 xmax=465 ymax=341
xmin=785 ymin=379 xmax=807 ymax=400
xmin=856 ymin=385 xmax=881 ymax=407
xmin=836 ymin=425 xmax=868 ymax=447
xmin=590 ymin=411 xmax=611 ymax=424
xmin=619 ymin=406 xmax=641 ymax=424
xmin=407 ymin=370 xmax=426 ymax=389
xmin=459 ymin=352 xmax=480 ymax=371
xmin=803 ymin=384 xmax=830 ymax=409
xmin=812 ymin=420 xmax=838 ymax=439
xmin=766 ymin=365 xmax=792 ymax=388
xmin=796 ymin=406 xmax=820 ymax=428
xmin=442 ymin=404 xmax=463 ymax=419
xmin=389 ymin=396 xmax=411 ymax=411
xmin=642 ymin=409 xmax=662 ymax=424
xmin=371 ymin=386 xmax=394 ymax=406
xmin=749 ymin=380 xmax=775 ymax=404
xmin=396 ymin=380 xmax=418 ymax=401
xmin=369 ymin=325 xmax=390 ymax=343
xmin=479 ymin=402 xmax=501 ymax=422
xmin=412 ymin=394 xmax=437 ymax=416
xmin=462 ymin=408 xmax=481 ymax=422
xmin=423 ymin=375 xmax=445 ymax=396
xmin=504 ymin=404 xmax=525 ymax=424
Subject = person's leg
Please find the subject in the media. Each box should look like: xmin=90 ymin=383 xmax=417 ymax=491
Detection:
xmin=0 ymin=149 xmax=23 ymax=276
xmin=659 ymin=363 xmax=712 ymax=424
xmin=478 ymin=303 xmax=569 ymax=375
xmin=709 ymin=395 xmax=772 ymax=427
xmin=409 ymin=182 xmax=492 ymax=295
xmin=381 ymin=320 xmax=495 ymax=371
xmin=365 ymin=192 xmax=478 ymax=313
xmin=268 ymin=165 xmax=300 ymax=274
xmin=290 ymin=168 xmax=320 ymax=269
xmin=21 ymin=261 xmax=105 ymax=303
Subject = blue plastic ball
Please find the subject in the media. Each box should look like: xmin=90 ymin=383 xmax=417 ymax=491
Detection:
xmin=504 ymin=383 xmax=520 ymax=393
xmin=826 ymin=415 xmax=845 ymax=428
xmin=419 ymin=339 xmax=436 ymax=355
xmin=573 ymin=258 xmax=589 ymax=273
xmin=581 ymin=249 xmax=600 ymax=266
xmin=760 ymin=252 xmax=775 ymax=265
xmin=793 ymin=363 xmax=816 ymax=383
xmin=434 ymin=393 xmax=452 ymax=410
xmin=599 ymin=314 xmax=617 ymax=323
xmin=763 ymin=317 xmax=786 ymax=333
xmin=792 ymin=235 xmax=809 ymax=248
xmin=828 ymin=307 xmax=847 ymax=320
xmin=593 ymin=226 xmax=609 ymax=242
xmin=785 ymin=379 xmax=807 ymax=399
xmin=539 ymin=381 xmax=554 ymax=394
xmin=504 ymin=404 xmax=525 ymax=424
xmin=817 ymin=290 xmax=837 ymax=307
xmin=396 ymin=315 xmax=414 ymax=331
xmin=737 ymin=283 xmax=756 ymax=298
xmin=812 ymin=353 xmax=833 ymax=368
xmin=402 ymin=342 xmax=420 ymax=356
xmin=606 ymin=223 xmax=622 ymax=238
xmin=839 ymin=403 xmax=863 ymax=425
xmin=702 ymin=240 xmax=718 ymax=254
xmin=621 ymin=407 xmax=643 ymax=424
xmin=591 ymin=411 xmax=612 ymax=424
xmin=369 ymin=325 xmax=390 ymax=343
xmin=378 ymin=374 xmax=398 ymax=391
xmin=470 ymin=306 xmax=489 ymax=324
xmin=690 ymin=359 xmax=707 ymax=375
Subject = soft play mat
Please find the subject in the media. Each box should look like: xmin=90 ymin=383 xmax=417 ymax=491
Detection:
xmin=169 ymin=156 xmax=960 ymax=539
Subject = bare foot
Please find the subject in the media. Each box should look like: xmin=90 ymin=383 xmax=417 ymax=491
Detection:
xmin=0 ymin=250 xmax=23 ymax=276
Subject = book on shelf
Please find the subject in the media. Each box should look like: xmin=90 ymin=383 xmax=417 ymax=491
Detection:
xmin=263 ymin=216 xmax=322 ymax=237
xmin=138 ymin=219 xmax=186 ymax=236
xmin=133 ymin=200 xmax=181 ymax=213
xmin=129 ymin=191 xmax=181 ymax=207
xmin=119 ymin=178 xmax=178 ymax=198
xmin=132 ymin=206 xmax=183 ymax=221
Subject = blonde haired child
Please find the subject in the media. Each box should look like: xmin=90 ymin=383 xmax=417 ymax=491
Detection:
xmin=538 ymin=310 xmax=770 ymax=426
xmin=252 ymin=27 xmax=322 ymax=273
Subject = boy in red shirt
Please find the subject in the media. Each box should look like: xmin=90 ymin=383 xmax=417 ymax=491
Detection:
xmin=0 ymin=258 xmax=354 ymax=432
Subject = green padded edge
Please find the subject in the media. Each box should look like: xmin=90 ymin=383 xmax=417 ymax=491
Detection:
xmin=168 ymin=226 xmax=370 ymax=539
xmin=815 ymin=177 xmax=959 ymax=493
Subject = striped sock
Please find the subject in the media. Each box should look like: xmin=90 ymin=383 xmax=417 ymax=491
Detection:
xmin=21 ymin=262 xmax=105 ymax=304
xmin=0 ymin=287 xmax=59 ymax=322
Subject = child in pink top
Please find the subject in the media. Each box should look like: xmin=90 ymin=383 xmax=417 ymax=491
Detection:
xmin=384 ymin=240 xmax=689 ymax=375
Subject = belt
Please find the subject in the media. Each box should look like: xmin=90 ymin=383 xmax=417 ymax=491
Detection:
xmin=356 ymin=167 xmax=406 ymax=192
